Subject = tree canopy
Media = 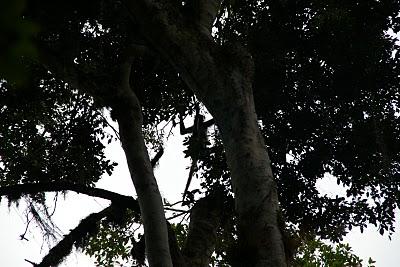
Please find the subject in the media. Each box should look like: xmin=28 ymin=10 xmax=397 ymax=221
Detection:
xmin=1 ymin=0 xmax=399 ymax=266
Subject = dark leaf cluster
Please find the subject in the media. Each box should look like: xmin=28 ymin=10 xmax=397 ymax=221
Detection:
xmin=0 ymin=66 xmax=116 ymax=189
xmin=203 ymin=0 xmax=400 ymax=241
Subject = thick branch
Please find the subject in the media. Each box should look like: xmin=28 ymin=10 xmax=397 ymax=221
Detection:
xmin=0 ymin=182 xmax=139 ymax=210
xmin=114 ymin=57 xmax=173 ymax=266
xmin=183 ymin=189 xmax=225 ymax=267
xmin=37 ymin=39 xmax=173 ymax=267
xmin=37 ymin=205 xmax=113 ymax=267
xmin=151 ymin=147 xmax=164 ymax=167
xmin=185 ymin=0 xmax=222 ymax=35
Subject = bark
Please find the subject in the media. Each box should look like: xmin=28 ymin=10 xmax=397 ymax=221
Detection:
xmin=123 ymin=1 xmax=287 ymax=265
xmin=185 ymin=0 xmax=222 ymax=35
xmin=113 ymin=58 xmax=173 ymax=267
xmin=183 ymin=189 xmax=224 ymax=267
xmin=216 ymin=93 xmax=286 ymax=267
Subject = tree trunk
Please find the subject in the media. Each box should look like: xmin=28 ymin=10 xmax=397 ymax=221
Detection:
xmin=114 ymin=59 xmax=173 ymax=267
xmin=213 ymin=81 xmax=286 ymax=267
xmin=188 ymin=50 xmax=286 ymax=265
xmin=123 ymin=1 xmax=287 ymax=265
xmin=184 ymin=50 xmax=287 ymax=266
xmin=183 ymin=189 xmax=225 ymax=267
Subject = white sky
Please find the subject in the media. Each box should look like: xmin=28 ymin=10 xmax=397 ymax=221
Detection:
xmin=1 ymin=128 xmax=399 ymax=266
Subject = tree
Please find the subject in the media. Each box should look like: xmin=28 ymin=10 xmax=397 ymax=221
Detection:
xmin=1 ymin=0 xmax=399 ymax=266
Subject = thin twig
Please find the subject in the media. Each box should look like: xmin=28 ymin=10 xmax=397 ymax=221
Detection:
xmin=97 ymin=110 xmax=120 ymax=140
xmin=167 ymin=211 xmax=188 ymax=220
xmin=20 ymin=213 xmax=34 ymax=241
xmin=164 ymin=199 xmax=184 ymax=207
xmin=164 ymin=207 xmax=188 ymax=213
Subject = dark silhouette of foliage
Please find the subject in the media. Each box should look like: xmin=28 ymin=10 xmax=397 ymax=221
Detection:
xmin=0 ymin=0 xmax=399 ymax=266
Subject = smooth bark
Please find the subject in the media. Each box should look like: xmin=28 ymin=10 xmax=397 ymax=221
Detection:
xmin=113 ymin=58 xmax=173 ymax=267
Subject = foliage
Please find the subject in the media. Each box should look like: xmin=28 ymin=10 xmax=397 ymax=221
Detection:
xmin=169 ymin=223 xmax=189 ymax=249
xmin=0 ymin=67 xmax=116 ymax=190
xmin=85 ymin=210 xmax=138 ymax=267
xmin=0 ymin=64 xmax=118 ymax=246
xmin=86 ymin=221 xmax=374 ymax=267
xmin=293 ymin=238 xmax=376 ymax=267
xmin=213 ymin=0 xmax=400 ymax=241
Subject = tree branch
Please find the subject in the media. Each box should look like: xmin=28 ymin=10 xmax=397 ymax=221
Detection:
xmin=37 ymin=205 xmax=114 ymax=267
xmin=185 ymin=0 xmax=222 ymax=35
xmin=122 ymin=0 xmax=225 ymax=112
xmin=36 ymin=36 xmax=174 ymax=267
xmin=0 ymin=182 xmax=139 ymax=210
xmin=183 ymin=189 xmax=225 ymax=267
xmin=114 ymin=54 xmax=173 ymax=266
xmin=151 ymin=146 xmax=164 ymax=167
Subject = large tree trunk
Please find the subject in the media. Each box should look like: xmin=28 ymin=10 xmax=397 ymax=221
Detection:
xmin=193 ymin=52 xmax=286 ymax=266
xmin=213 ymin=83 xmax=286 ymax=267
xmin=182 ymin=52 xmax=286 ymax=266
xmin=123 ymin=1 xmax=287 ymax=265
xmin=114 ymin=59 xmax=173 ymax=267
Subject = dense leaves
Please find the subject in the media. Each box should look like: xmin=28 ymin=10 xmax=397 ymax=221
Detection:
xmin=23 ymin=0 xmax=193 ymax=127
xmin=207 ymin=0 xmax=400 ymax=241
xmin=0 ymin=67 xmax=116 ymax=189
xmin=293 ymin=237 xmax=376 ymax=267
xmin=85 ymin=210 xmax=139 ymax=266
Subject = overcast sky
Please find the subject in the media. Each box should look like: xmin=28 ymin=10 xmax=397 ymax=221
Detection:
xmin=1 ymin=128 xmax=399 ymax=266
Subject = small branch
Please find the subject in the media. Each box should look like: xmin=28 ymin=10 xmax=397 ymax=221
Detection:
xmin=0 ymin=182 xmax=139 ymax=210
xmin=97 ymin=110 xmax=121 ymax=140
xmin=165 ymin=199 xmax=184 ymax=207
xmin=164 ymin=207 xmax=189 ymax=213
xmin=167 ymin=211 xmax=189 ymax=220
xmin=151 ymin=147 xmax=164 ymax=167
xmin=20 ymin=212 xmax=34 ymax=241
